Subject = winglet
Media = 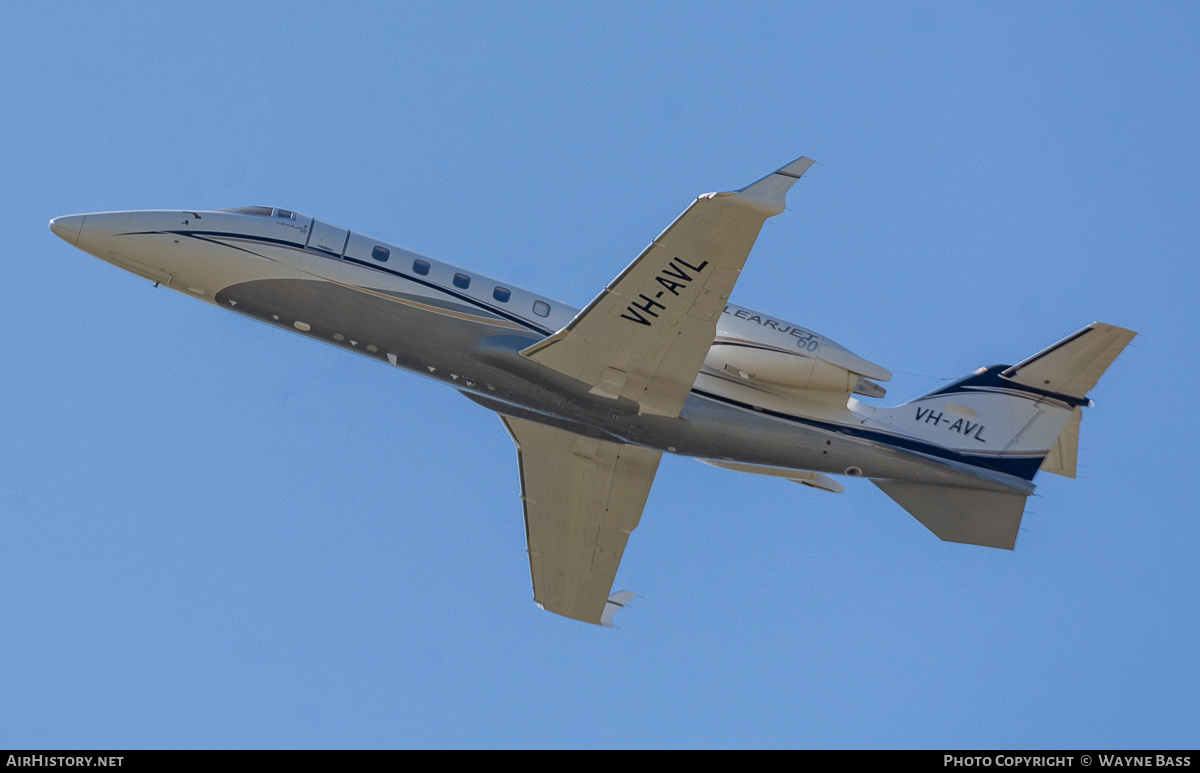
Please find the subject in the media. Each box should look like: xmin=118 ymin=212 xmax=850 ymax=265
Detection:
xmin=600 ymin=590 xmax=636 ymax=627
xmin=732 ymin=156 xmax=816 ymax=217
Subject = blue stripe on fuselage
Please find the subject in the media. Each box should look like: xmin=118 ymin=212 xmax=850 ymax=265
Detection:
xmin=926 ymin=365 xmax=1090 ymax=408
xmin=690 ymin=387 xmax=1045 ymax=481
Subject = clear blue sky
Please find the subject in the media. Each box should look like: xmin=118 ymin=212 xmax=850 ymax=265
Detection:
xmin=3 ymin=2 xmax=1197 ymax=749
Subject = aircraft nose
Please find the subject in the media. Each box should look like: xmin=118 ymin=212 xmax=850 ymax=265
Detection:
xmin=49 ymin=214 xmax=86 ymax=246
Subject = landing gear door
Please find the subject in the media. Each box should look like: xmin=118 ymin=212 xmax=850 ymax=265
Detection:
xmin=307 ymin=219 xmax=349 ymax=257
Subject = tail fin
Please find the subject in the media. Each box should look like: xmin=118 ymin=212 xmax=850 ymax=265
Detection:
xmin=875 ymin=322 xmax=1135 ymax=482
xmin=869 ymin=323 xmax=1135 ymax=549
xmin=996 ymin=321 xmax=1135 ymax=477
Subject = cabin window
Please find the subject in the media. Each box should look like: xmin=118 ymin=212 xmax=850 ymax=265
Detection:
xmin=492 ymin=286 xmax=511 ymax=303
xmin=412 ymin=259 xmax=430 ymax=276
xmin=371 ymin=246 xmax=390 ymax=262
xmin=274 ymin=209 xmax=295 ymax=220
xmin=533 ymin=301 xmax=550 ymax=317
xmin=453 ymin=273 xmax=471 ymax=289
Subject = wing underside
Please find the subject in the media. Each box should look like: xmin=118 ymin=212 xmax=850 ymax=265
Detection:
xmin=501 ymin=416 xmax=663 ymax=625
xmin=522 ymin=157 xmax=816 ymax=418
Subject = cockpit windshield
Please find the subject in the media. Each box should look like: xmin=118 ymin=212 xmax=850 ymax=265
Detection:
xmin=223 ymin=206 xmax=273 ymax=216
xmin=221 ymin=206 xmax=296 ymax=220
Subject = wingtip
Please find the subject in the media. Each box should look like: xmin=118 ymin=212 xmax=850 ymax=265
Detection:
xmin=600 ymin=590 xmax=636 ymax=627
xmin=732 ymin=156 xmax=816 ymax=216
xmin=778 ymin=156 xmax=817 ymax=178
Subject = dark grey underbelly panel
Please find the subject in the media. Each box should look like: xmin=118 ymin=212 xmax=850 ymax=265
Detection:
xmin=214 ymin=277 xmax=511 ymax=372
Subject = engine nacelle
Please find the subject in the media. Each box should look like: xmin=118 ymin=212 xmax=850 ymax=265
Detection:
xmin=705 ymin=303 xmax=891 ymax=400
xmin=708 ymin=344 xmax=862 ymax=393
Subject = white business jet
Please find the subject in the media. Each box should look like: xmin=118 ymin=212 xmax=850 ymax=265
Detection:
xmin=49 ymin=157 xmax=1135 ymax=626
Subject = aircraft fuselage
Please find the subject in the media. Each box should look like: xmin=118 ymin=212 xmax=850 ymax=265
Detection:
xmin=47 ymin=207 xmax=1031 ymax=495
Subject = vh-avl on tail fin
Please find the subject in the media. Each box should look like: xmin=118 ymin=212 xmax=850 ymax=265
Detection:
xmin=48 ymin=157 xmax=1135 ymax=626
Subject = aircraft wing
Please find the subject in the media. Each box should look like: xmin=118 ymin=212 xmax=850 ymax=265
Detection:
xmin=501 ymin=416 xmax=662 ymax=625
xmin=522 ymin=157 xmax=816 ymax=417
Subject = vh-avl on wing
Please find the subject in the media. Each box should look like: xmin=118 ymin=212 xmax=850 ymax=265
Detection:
xmin=49 ymin=157 xmax=1135 ymax=626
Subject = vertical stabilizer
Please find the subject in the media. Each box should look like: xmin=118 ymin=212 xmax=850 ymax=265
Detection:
xmin=1039 ymin=406 xmax=1082 ymax=478
xmin=869 ymin=322 xmax=1133 ymax=547
xmin=871 ymin=322 xmax=1134 ymax=482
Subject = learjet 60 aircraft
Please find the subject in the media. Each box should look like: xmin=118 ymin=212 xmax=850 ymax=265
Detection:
xmin=50 ymin=157 xmax=1135 ymax=626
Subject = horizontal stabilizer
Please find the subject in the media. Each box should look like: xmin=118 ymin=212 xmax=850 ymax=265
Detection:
xmin=873 ymin=480 xmax=1029 ymax=550
xmin=1002 ymin=322 xmax=1136 ymax=399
